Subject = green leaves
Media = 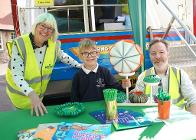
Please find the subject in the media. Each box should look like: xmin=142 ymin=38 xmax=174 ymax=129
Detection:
xmin=117 ymin=90 xmax=126 ymax=103
xmin=157 ymin=88 xmax=170 ymax=101
xmin=103 ymin=89 xmax=118 ymax=101
xmin=143 ymin=74 xmax=161 ymax=83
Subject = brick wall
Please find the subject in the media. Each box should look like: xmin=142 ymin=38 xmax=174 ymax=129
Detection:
xmin=0 ymin=31 xmax=12 ymax=64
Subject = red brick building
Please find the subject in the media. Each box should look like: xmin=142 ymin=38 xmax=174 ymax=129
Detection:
xmin=0 ymin=0 xmax=15 ymax=63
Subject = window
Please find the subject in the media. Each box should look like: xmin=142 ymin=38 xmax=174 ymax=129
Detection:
xmin=54 ymin=0 xmax=82 ymax=6
xmin=88 ymin=0 xmax=131 ymax=32
xmin=50 ymin=0 xmax=131 ymax=33
xmin=49 ymin=7 xmax=84 ymax=33
xmin=10 ymin=32 xmax=16 ymax=40
xmin=0 ymin=32 xmax=3 ymax=51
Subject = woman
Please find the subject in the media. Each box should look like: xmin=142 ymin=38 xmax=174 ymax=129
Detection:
xmin=134 ymin=38 xmax=196 ymax=114
xmin=6 ymin=13 xmax=81 ymax=116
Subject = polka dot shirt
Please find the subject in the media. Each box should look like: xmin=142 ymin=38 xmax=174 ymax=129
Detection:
xmin=11 ymin=41 xmax=81 ymax=96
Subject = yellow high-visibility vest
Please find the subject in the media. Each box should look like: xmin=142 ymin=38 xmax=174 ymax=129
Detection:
xmin=144 ymin=67 xmax=185 ymax=108
xmin=6 ymin=34 xmax=56 ymax=109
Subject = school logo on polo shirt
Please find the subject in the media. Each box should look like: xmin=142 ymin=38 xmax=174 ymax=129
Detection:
xmin=96 ymin=78 xmax=105 ymax=88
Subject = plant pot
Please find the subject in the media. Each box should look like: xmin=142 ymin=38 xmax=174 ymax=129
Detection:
xmin=129 ymin=91 xmax=148 ymax=103
xmin=133 ymin=91 xmax=143 ymax=95
xmin=158 ymin=100 xmax=170 ymax=120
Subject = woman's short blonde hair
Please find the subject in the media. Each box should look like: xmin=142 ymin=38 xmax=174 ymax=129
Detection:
xmin=32 ymin=13 xmax=58 ymax=41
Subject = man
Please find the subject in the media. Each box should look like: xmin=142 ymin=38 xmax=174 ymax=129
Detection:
xmin=134 ymin=38 xmax=196 ymax=115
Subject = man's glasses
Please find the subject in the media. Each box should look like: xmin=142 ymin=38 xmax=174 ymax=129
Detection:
xmin=38 ymin=23 xmax=54 ymax=33
xmin=81 ymin=51 xmax=98 ymax=57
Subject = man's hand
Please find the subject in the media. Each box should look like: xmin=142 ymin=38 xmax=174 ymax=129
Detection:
xmin=187 ymin=104 xmax=196 ymax=115
xmin=28 ymin=91 xmax=48 ymax=116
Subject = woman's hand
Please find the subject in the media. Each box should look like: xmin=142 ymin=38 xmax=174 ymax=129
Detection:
xmin=28 ymin=91 xmax=48 ymax=116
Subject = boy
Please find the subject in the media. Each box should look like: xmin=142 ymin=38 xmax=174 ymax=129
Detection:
xmin=71 ymin=38 xmax=130 ymax=102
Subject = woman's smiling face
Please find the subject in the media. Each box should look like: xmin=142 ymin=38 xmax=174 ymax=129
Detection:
xmin=34 ymin=23 xmax=54 ymax=44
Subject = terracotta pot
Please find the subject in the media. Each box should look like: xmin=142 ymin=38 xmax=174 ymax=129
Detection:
xmin=133 ymin=91 xmax=143 ymax=95
xmin=129 ymin=91 xmax=148 ymax=103
xmin=158 ymin=100 xmax=170 ymax=120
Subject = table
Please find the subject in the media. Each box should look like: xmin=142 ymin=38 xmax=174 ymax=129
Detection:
xmin=1 ymin=101 xmax=196 ymax=140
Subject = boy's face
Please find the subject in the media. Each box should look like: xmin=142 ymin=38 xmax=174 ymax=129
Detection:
xmin=80 ymin=47 xmax=99 ymax=69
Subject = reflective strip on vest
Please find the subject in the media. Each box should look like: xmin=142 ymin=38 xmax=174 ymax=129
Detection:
xmin=17 ymin=37 xmax=26 ymax=59
xmin=8 ymin=61 xmax=11 ymax=69
xmin=6 ymin=76 xmax=44 ymax=98
xmin=6 ymin=74 xmax=50 ymax=96
xmin=16 ymin=37 xmax=27 ymax=72
xmin=7 ymin=83 xmax=25 ymax=96
xmin=27 ymin=74 xmax=51 ymax=84
xmin=7 ymin=63 xmax=49 ymax=96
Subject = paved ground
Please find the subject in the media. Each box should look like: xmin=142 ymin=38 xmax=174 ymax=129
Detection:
xmin=0 ymin=63 xmax=8 ymax=76
xmin=0 ymin=63 xmax=15 ymax=111
xmin=0 ymin=75 xmax=15 ymax=111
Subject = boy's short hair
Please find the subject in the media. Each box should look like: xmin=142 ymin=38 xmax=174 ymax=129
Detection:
xmin=78 ymin=38 xmax=97 ymax=53
xmin=149 ymin=38 xmax=168 ymax=51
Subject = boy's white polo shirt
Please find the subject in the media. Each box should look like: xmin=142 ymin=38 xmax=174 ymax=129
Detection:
xmin=82 ymin=63 xmax=99 ymax=74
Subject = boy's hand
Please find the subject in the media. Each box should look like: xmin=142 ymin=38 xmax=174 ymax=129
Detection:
xmin=122 ymin=79 xmax=131 ymax=89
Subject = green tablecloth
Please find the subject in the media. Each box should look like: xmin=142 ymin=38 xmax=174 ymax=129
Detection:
xmin=0 ymin=100 xmax=164 ymax=140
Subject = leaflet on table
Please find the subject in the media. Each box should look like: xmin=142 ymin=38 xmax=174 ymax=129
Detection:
xmin=34 ymin=123 xmax=58 ymax=140
xmin=17 ymin=128 xmax=36 ymax=140
xmin=90 ymin=109 xmax=153 ymax=130
xmin=17 ymin=122 xmax=111 ymax=140
xmin=52 ymin=122 xmax=111 ymax=140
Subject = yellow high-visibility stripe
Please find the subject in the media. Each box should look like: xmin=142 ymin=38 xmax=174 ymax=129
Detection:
xmin=144 ymin=67 xmax=185 ymax=108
